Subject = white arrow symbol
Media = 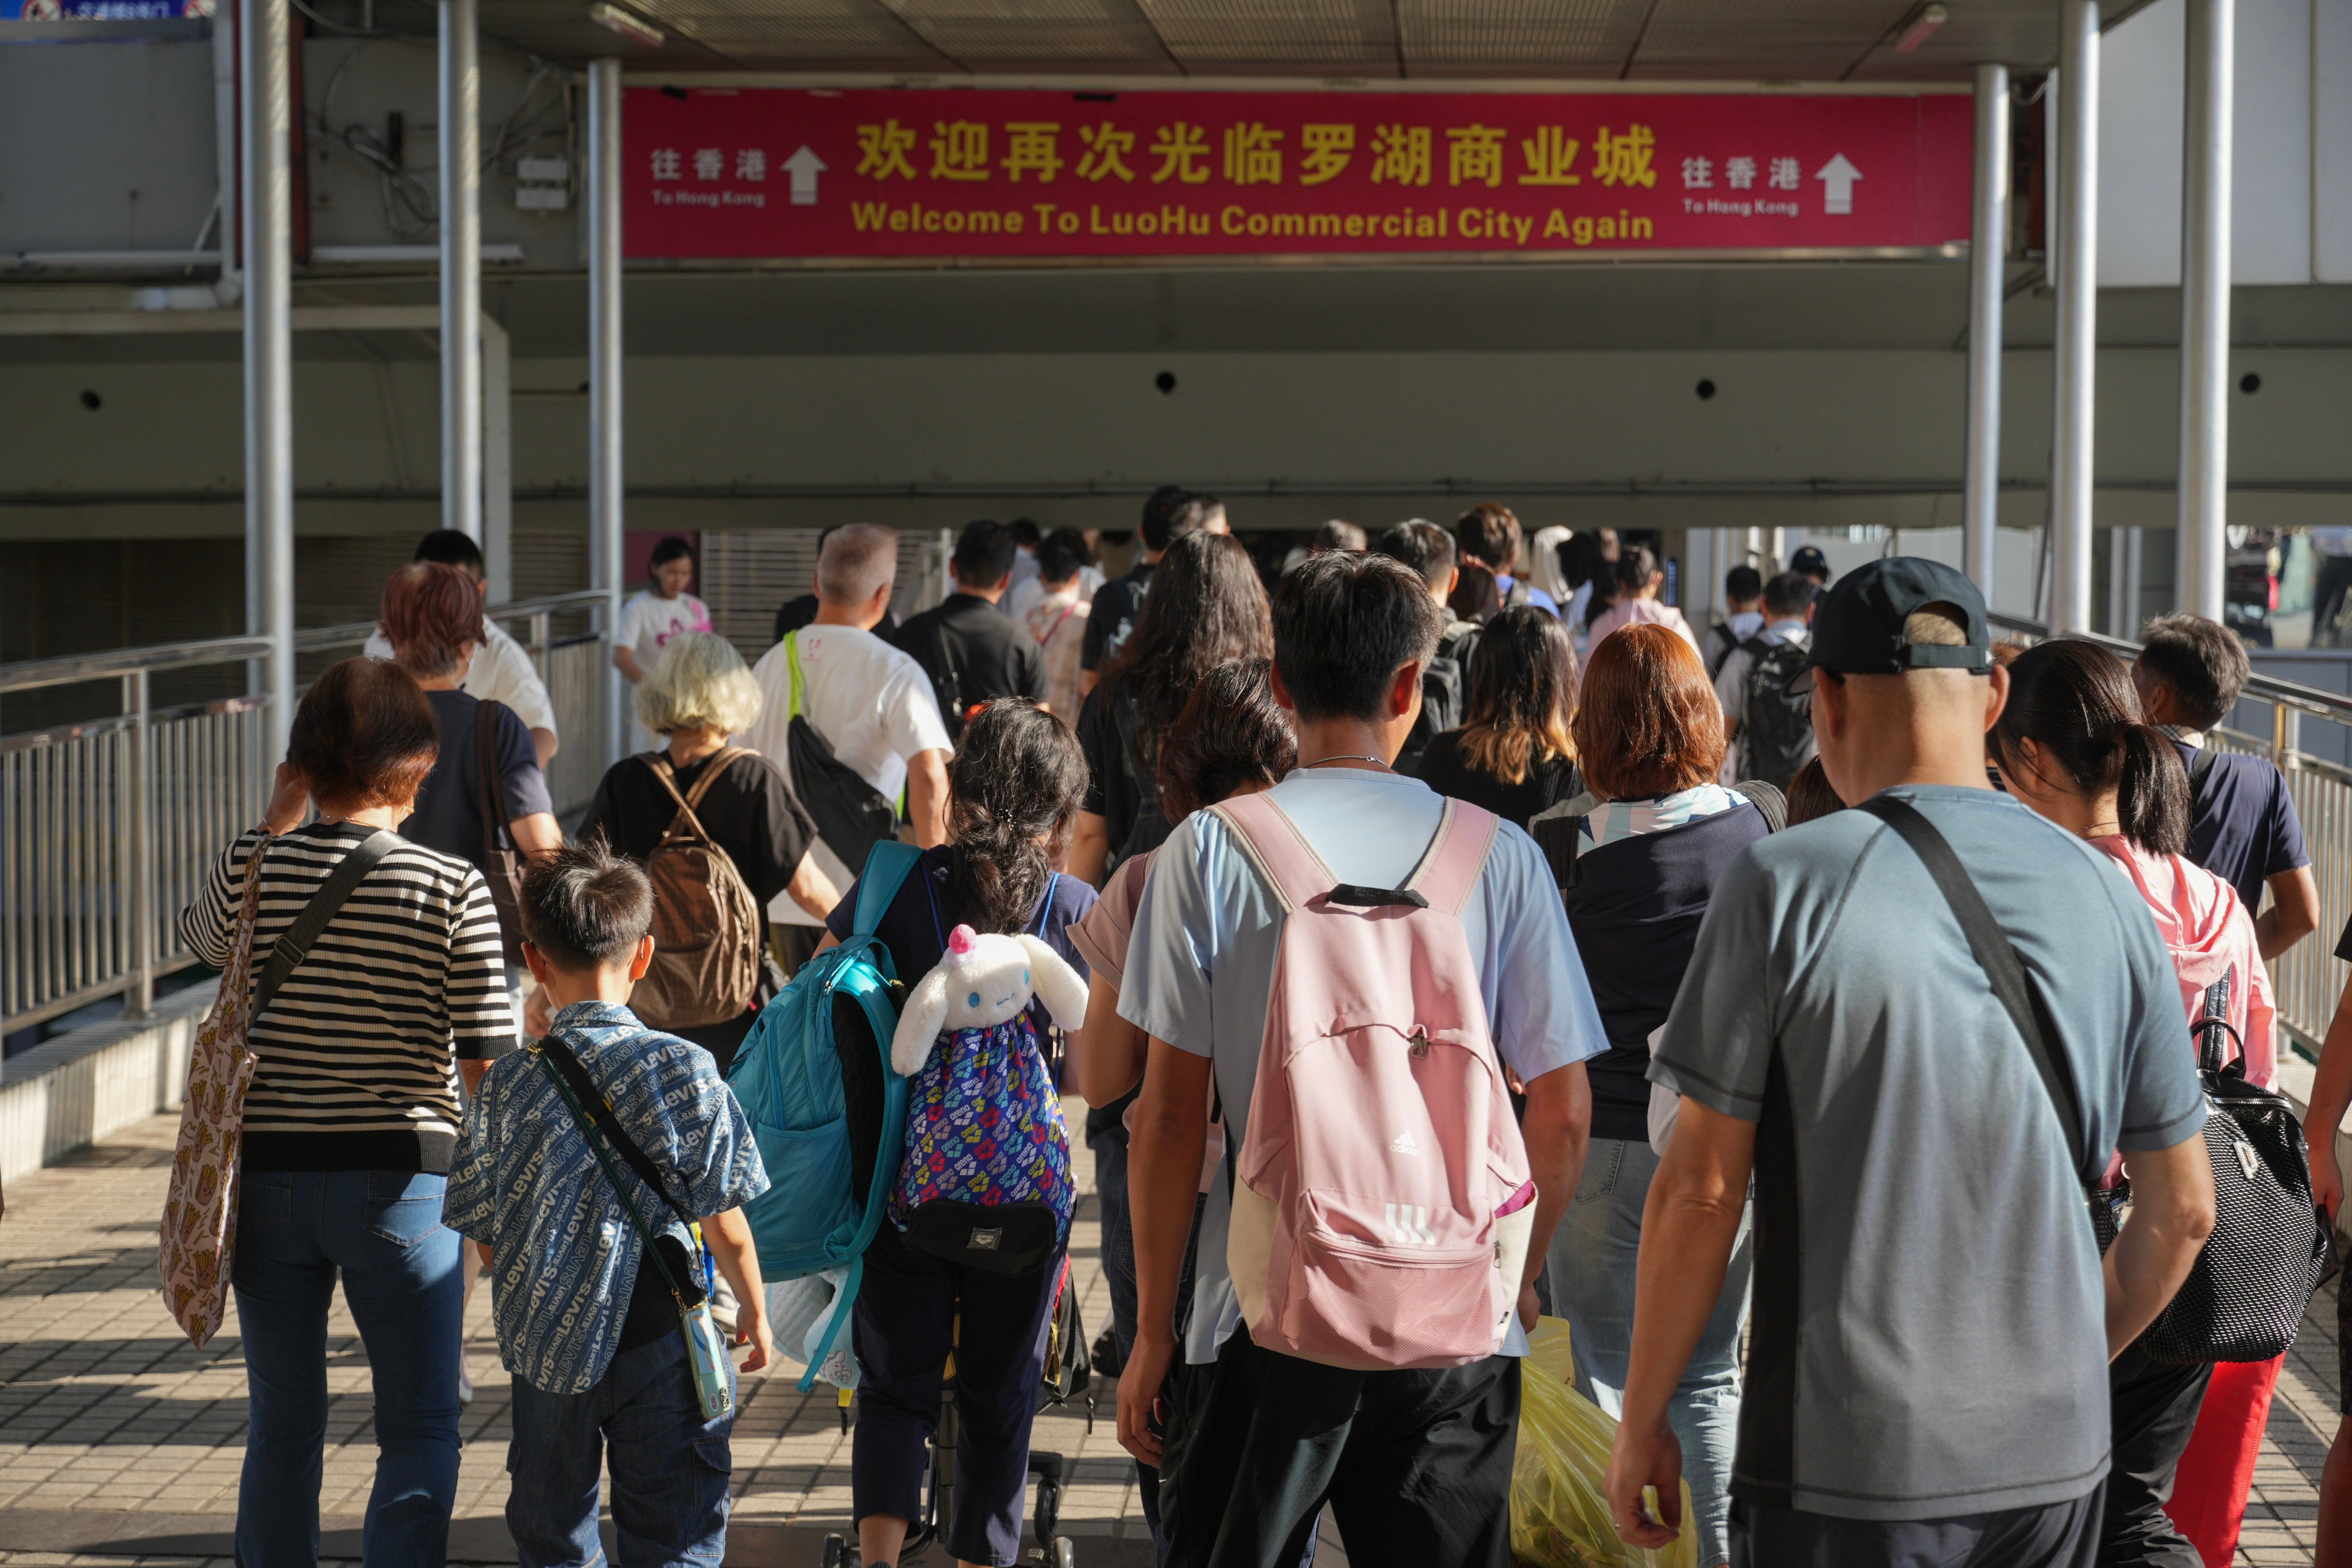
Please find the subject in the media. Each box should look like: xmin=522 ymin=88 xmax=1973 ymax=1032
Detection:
xmin=1814 ymin=153 xmax=1861 ymax=215
xmin=781 ymin=145 xmax=827 ymax=207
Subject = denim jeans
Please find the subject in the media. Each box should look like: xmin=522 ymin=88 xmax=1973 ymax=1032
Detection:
xmin=231 ymin=1169 xmax=464 ymax=1568
xmin=507 ymin=1332 xmax=737 ymax=1568
xmin=1546 ymin=1137 xmax=1752 ymax=1568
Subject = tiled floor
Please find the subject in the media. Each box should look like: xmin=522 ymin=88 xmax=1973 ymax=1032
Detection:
xmin=0 ymin=1113 xmax=2330 ymax=1564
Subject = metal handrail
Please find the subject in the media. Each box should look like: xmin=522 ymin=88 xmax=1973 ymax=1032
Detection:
xmin=292 ymin=588 xmax=614 ymax=655
xmin=3 ymin=592 xmax=617 ymax=1039
xmin=1 ymin=635 xmax=275 ymax=695
xmin=1990 ymin=613 xmax=2352 ymax=724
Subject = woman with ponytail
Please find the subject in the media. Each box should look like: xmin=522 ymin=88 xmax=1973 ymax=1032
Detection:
xmin=816 ymin=699 xmax=1098 ymax=1568
xmin=1991 ymin=637 xmax=2277 ymax=1568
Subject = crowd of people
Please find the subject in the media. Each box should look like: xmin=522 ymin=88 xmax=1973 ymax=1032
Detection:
xmin=173 ymin=498 xmax=2352 ymax=1568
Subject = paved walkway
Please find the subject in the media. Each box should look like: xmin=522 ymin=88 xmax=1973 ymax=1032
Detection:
xmin=0 ymin=1113 xmax=2331 ymax=1565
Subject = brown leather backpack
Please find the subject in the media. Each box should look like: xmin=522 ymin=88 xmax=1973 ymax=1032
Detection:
xmin=629 ymin=749 xmax=765 ymax=1030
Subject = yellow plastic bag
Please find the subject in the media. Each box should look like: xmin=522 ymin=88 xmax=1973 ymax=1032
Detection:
xmin=1510 ymin=1317 xmax=1697 ymax=1568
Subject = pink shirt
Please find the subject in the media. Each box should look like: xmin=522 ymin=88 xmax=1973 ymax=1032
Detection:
xmin=1585 ymin=596 xmax=1701 ymax=657
xmin=2087 ymin=835 xmax=2276 ymax=1089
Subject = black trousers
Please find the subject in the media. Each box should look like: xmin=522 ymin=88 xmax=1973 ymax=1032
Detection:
xmin=1730 ymin=1487 xmax=2102 ymax=1568
xmin=2098 ymin=1345 xmax=2212 ymax=1568
xmin=1158 ymin=1322 xmax=1519 ymax=1568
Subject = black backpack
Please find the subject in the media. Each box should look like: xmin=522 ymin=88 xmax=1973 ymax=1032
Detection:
xmin=1702 ymin=622 xmax=1742 ymax=679
xmin=1398 ymin=622 xmax=1480 ymax=773
xmin=1739 ymin=637 xmax=1817 ymax=790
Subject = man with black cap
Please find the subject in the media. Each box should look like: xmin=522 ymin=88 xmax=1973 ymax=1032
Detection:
xmin=1604 ymin=558 xmax=2218 ymax=1567
xmin=1788 ymin=543 xmax=1832 ymax=588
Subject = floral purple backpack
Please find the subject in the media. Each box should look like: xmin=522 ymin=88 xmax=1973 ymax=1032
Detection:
xmin=886 ymin=887 xmax=1090 ymax=1275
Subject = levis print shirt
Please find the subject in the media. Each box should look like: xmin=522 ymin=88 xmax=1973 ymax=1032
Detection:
xmin=445 ymin=1001 xmax=768 ymax=1393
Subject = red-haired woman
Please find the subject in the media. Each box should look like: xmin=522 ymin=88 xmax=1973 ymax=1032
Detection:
xmin=1544 ymin=623 xmax=1770 ymax=1568
xmin=177 ymin=657 xmax=516 ymax=1563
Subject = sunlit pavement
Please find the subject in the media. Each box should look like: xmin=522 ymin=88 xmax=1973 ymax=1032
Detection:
xmin=0 ymin=1111 xmax=2324 ymax=1565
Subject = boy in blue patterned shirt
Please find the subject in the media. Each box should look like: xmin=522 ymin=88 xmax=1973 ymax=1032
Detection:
xmin=446 ymin=841 xmax=773 ymax=1568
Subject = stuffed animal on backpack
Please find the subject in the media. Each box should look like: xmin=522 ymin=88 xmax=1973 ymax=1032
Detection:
xmin=888 ymin=925 xmax=1091 ymax=1271
xmin=890 ymin=924 xmax=1089 ymax=1075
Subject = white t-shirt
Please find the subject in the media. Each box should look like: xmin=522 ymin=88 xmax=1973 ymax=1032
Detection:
xmin=1006 ymin=565 xmax=1104 ymax=625
xmin=362 ymin=619 xmax=558 ymax=739
xmin=619 ymin=590 xmax=713 ymax=750
xmin=737 ymin=624 xmax=953 ymax=925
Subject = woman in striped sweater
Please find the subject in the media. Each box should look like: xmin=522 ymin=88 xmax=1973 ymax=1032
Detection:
xmin=179 ymin=656 xmax=517 ymax=1567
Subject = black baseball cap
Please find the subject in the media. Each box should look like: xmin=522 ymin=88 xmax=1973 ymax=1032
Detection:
xmin=1790 ymin=556 xmax=1994 ymax=694
xmin=1789 ymin=544 xmax=1833 ymax=580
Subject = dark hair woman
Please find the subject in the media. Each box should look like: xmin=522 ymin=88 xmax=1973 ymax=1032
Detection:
xmin=1544 ymin=623 xmax=1767 ymax=1568
xmin=1412 ymin=606 xmax=1581 ymax=828
xmin=1991 ymin=637 xmax=2276 ymax=1568
xmin=176 ymin=656 xmax=516 ymax=1561
xmin=1070 ymin=529 xmax=1273 ymax=883
xmin=1065 ymin=656 xmax=1296 ymax=1558
xmin=1583 ymin=542 xmax=1700 ymax=659
xmin=815 ymin=698 xmax=1099 ymax=1568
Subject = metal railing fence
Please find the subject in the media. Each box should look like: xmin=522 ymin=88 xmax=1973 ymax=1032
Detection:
xmin=1992 ymin=615 xmax=2352 ymax=1059
xmin=1 ymin=593 xmax=612 ymax=1038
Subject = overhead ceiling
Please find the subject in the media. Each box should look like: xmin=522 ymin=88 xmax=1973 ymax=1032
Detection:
xmin=471 ymin=0 xmax=2156 ymax=81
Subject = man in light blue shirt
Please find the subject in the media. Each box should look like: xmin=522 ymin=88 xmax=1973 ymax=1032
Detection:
xmin=1115 ymin=551 xmax=1605 ymax=1568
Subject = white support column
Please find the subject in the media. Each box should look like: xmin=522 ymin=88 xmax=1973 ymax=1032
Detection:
xmin=1964 ymin=64 xmax=2010 ymax=601
xmin=439 ymin=0 xmax=482 ymax=541
xmin=2109 ymin=526 xmax=2145 ymax=636
xmin=588 ymin=59 xmax=627 ymax=770
xmin=481 ymin=314 xmax=513 ymax=604
xmin=2048 ymin=0 xmax=2101 ymax=635
xmin=2176 ymin=0 xmax=2234 ymax=620
xmin=242 ymin=0 xmax=293 ymax=761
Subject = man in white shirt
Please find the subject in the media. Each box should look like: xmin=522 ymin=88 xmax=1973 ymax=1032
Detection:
xmin=616 ymin=536 xmax=716 ymax=755
xmin=738 ymin=523 xmax=953 ymax=968
xmin=362 ymin=530 xmax=559 ymax=768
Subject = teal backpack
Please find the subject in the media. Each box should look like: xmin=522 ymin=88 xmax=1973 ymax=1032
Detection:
xmin=727 ymin=840 xmax=920 ymax=1390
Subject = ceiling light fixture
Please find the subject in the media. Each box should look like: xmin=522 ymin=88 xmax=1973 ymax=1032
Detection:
xmin=588 ymin=2 xmax=665 ymax=48
xmin=1893 ymin=2 xmax=1949 ymax=52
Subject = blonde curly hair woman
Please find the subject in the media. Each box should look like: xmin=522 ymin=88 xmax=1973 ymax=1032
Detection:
xmin=576 ymin=632 xmax=841 ymax=1071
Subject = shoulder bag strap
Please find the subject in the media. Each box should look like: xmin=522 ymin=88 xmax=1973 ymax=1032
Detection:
xmin=252 ymin=829 xmax=400 ymax=1019
xmin=537 ymin=1032 xmax=702 ymax=1234
xmin=474 ymin=700 xmax=512 ymax=856
xmin=2188 ymin=743 xmax=2218 ymax=789
xmin=529 ymin=1044 xmax=700 ymax=1306
xmin=784 ymin=631 xmax=806 ymax=722
xmin=1853 ymin=796 xmax=2096 ymax=1189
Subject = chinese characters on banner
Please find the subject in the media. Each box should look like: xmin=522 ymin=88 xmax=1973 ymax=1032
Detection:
xmin=625 ymin=88 xmax=1972 ymax=261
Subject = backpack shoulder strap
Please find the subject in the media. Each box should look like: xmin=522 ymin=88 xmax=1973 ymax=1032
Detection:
xmin=253 ymin=829 xmax=400 ymax=1018
xmin=1731 ymin=779 xmax=1789 ymax=832
xmin=783 ymin=631 xmax=806 ymax=722
xmin=1206 ymin=791 xmax=1335 ymax=912
xmin=1853 ymin=796 xmax=2095 ymax=1189
xmin=1403 ymin=798 xmax=1500 ymax=917
xmin=852 ymin=839 xmax=923 ymax=938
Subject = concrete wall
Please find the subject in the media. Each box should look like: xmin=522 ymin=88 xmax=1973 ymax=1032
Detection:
xmin=0 ymin=984 xmax=210 ymax=1187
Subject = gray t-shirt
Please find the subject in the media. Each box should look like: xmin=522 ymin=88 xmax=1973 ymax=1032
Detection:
xmin=1651 ymin=784 xmax=2204 ymax=1523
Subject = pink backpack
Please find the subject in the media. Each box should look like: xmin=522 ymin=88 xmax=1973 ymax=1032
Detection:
xmin=1211 ymin=791 xmax=1536 ymax=1371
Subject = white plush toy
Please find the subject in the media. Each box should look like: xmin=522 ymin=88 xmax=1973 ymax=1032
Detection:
xmin=889 ymin=923 xmax=1091 ymax=1077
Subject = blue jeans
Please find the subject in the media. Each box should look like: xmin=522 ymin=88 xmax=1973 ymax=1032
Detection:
xmin=1547 ymin=1137 xmax=1752 ymax=1568
xmin=507 ymin=1332 xmax=737 ymax=1568
xmin=231 ymin=1169 xmax=464 ymax=1568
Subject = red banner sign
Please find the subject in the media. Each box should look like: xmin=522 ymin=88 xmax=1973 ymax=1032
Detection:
xmin=625 ymin=87 xmax=1971 ymax=262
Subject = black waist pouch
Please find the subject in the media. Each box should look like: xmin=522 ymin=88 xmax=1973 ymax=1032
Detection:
xmin=903 ymin=1201 xmax=1059 ymax=1275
